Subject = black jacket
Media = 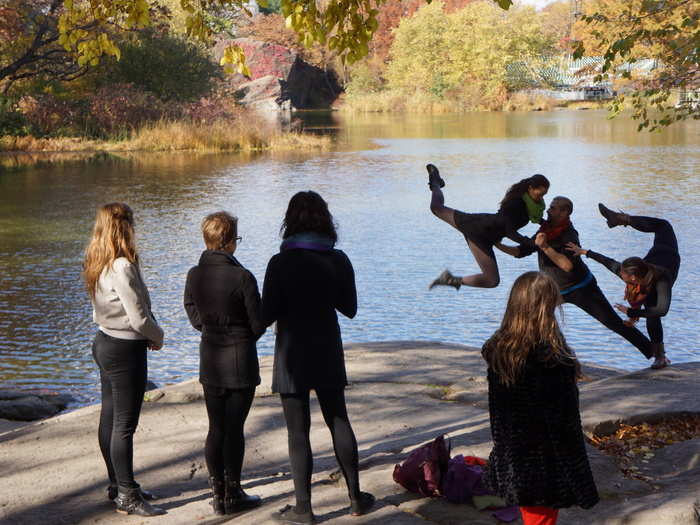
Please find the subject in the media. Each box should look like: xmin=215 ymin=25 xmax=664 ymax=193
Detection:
xmin=586 ymin=250 xmax=673 ymax=318
xmin=454 ymin=197 xmax=537 ymax=252
xmin=483 ymin=345 xmax=599 ymax=509
xmin=184 ymin=250 xmax=264 ymax=389
xmin=261 ymin=238 xmax=357 ymax=394
xmin=519 ymin=223 xmax=591 ymax=291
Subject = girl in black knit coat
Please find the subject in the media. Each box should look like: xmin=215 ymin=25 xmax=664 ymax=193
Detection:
xmin=482 ymin=271 xmax=599 ymax=525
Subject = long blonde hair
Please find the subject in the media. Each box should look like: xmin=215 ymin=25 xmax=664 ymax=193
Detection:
xmin=482 ymin=271 xmax=577 ymax=386
xmin=82 ymin=203 xmax=138 ymax=298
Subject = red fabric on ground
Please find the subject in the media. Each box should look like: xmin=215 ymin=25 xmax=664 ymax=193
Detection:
xmin=464 ymin=456 xmax=487 ymax=467
xmin=520 ymin=506 xmax=559 ymax=525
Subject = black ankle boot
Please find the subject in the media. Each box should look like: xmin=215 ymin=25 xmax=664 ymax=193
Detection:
xmin=598 ymin=203 xmax=630 ymax=228
xmin=429 ymin=269 xmax=462 ymax=290
xmin=426 ymin=164 xmax=445 ymax=190
xmin=114 ymin=486 xmax=166 ymax=516
xmin=225 ymin=475 xmax=261 ymax=514
xmin=107 ymin=484 xmax=157 ymax=501
xmin=209 ymin=477 xmax=226 ymax=515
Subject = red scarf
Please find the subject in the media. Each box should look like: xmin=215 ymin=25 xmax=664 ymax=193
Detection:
xmin=624 ymin=283 xmax=648 ymax=309
xmin=537 ymin=219 xmax=571 ymax=241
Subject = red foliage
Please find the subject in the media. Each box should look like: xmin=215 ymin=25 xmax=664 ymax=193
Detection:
xmin=182 ymin=95 xmax=240 ymax=124
xmin=88 ymin=84 xmax=167 ymax=135
xmin=17 ymin=94 xmax=87 ymax=136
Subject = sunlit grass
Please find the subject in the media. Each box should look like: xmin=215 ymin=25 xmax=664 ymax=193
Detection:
xmin=0 ymin=118 xmax=331 ymax=154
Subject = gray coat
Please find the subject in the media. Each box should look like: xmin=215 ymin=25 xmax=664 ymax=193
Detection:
xmin=92 ymin=257 xmax=163 ymax=345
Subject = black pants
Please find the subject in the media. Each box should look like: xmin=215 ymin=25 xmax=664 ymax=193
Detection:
xmin=280 ymin=388 xmax=360 ymax=511
xmin=632 ymin=216 xmax=680 ymax=344
xmin=92 ymin=331 xmax=147 ymax=489
xmin=203 ymin=385 xmax=255 ymax=481
xmin=564 ymin=280 xmax=653 ymax=359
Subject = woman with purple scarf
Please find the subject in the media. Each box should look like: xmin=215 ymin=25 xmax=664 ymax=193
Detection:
xmin=262 ymin=191 xmax=374 ymax=524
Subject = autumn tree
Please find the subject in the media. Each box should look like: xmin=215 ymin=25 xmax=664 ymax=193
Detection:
xmin=385 ymin=1 xmax=554 ymax=107
xmin=0 ymin=0 xmax=86 ymax=93
xmin=572 ymin=0 xmax=699 ymax=130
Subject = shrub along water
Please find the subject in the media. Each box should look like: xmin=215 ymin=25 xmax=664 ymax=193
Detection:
xmin=0 ymin=118 xmax=331 ymax=153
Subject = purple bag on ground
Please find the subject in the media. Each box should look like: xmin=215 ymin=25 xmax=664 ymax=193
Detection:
xmin=393 ymin=435 xmax=451 ymax=497
xmin=442 ymin=454 xmax=489 ymax=504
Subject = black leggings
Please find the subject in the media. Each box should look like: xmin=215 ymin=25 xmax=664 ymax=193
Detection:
xmin=633 ymin=216 xmax=680 ymax=282
xmin=632 ymin=216 xmax=680 ymax=343
xmin=280 ymin=388 xmax=360 ymax=511
xmin=203 ymin=385 xmax=255 ymax=481
xmin=92 ymin=331 xmax=147 ymax=489
xmin=564 ymin=281 xmax=653 ymax=359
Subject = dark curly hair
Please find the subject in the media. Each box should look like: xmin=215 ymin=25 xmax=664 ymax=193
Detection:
xmin=500 ymin=174 xmax=550 ymax=208
xmin=281 ymin=191 xmax=337 ymax=243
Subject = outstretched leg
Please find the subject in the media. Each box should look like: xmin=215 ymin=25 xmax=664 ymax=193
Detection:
xmin=429 ymin=184 xmax=458 ymax=228
xmin=628 ymin=216 xmax=678 ymax=254
xmin=564 ymin=283 xmax=653 ymax=359
xmin=429 ymin=240 xmax=500 ymax=290
xmin=427 ymin=164 xmax=500 ymax=289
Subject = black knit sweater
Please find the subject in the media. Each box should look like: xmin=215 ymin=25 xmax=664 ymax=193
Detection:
xmin=483 ymin=345 xmax=599 ymax=509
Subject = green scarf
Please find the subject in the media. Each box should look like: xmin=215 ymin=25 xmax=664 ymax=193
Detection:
xmin=522 ymin=192 xmax=545 ymax=224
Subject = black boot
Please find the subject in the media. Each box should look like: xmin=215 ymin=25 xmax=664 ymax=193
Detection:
xmin=427 ymin=164 xmax=445 ymax=190
xmin=107 ymin=484 xmax=157 ymax=501
xmin=114 ymin=486 xmax=166 ymax=516
xmin=350 ymin=492 xmax=375 ymax=516
xmin=650 ymin=343 xmax=670 ymax=369
xmin=429 ymin=269 xmax=462 ymax=290
xmin=209 ymin=477 xmax=226 ymax=516
xmin=598 ymin=203 xmax=630 ymax=228
xmin=225 ymin=475 xmax=261 ymax=514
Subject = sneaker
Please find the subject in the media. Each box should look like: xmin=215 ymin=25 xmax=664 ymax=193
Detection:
xmin=429 ymin=269 xmax=462 ymax=290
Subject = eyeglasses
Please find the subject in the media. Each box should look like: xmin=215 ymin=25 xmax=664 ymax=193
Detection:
xmin=235 ymin=236 xmax=243 ymax=244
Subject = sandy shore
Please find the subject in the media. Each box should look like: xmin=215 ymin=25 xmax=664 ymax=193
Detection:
xmin=1 ymin=341 xmax=699 ymax=524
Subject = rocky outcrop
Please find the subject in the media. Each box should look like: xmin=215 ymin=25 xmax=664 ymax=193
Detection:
xmin=2 ymin=343 xmax=699 ymax=525
xmin=0 ymin=390 xmax=75 ymax=421
xmin=214 ymin=38 xmax=341 ymax=113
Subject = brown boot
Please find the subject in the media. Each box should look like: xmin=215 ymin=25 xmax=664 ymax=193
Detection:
xmin=598 ymin=203 xmax=630 ymax=228
xmin=650 ymin=343 xmax=670 ymax=369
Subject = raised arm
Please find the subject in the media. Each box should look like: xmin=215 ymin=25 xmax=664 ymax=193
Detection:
xmin=566 ymin=242 xmax=622 ymax=277
xmin=586 ymin=250 xmax=622 ymax=277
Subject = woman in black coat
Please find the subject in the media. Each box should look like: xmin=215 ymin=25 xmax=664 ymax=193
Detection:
xmin=427 ymin=164 xmax=549 ymax=290
xmin=262 ymin=191 xmax=374 ymax=524
xmin=482 ymin=271 xmax=598 ymax=525
xmin=184 ymin=211 xmax=264 ymax=515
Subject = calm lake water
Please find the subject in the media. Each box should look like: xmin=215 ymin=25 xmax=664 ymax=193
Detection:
xmin=1 ymin=110 xmax=699 ymax=406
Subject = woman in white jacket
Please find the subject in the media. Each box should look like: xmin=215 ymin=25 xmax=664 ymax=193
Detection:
xmin=83 ymin=203 xmax=165 ymax=517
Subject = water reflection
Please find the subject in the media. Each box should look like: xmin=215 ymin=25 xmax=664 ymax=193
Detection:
xmin=1 ymin=110 xmax=698 ymax=407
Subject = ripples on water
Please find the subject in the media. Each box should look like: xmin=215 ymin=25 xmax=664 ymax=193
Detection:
xmin=1 ymin=111 xmax=699 ymax=406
